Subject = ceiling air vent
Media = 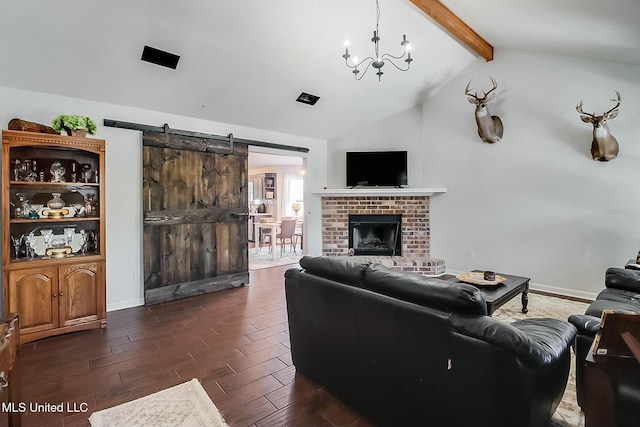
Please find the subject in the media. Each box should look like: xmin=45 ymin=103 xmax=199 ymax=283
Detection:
xmin=296 ymin=92 xmax=320 ymax=106
xmin=141 ymin=45 xmax=180 ymax=69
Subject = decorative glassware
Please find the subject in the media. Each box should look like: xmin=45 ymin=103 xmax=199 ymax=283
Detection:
xmin=28 ymin=204 xmax=40 ymax=219
xmin=40 ymin=229 xmax=54 ymax=248
xmin=15 ymin=193 xmax=26 ymax=218
xmin=81 ymin=163 xmax=92 ymax=183
xmin=92 ymin=232 xmax=99 ymax=254
xmin=50 ymin=160 xmax=66 ymax=182
xmin=70 ymin=161 xmax=78 ymax=183
xmin=11 ymin=234 xmax=24 ymax=259
xmin=47 ymin=193 xmax=65 ymax=210
xmin=19 ymin=193 xmax=33 ymax=218
xmin=84 ymin=194 xmax=98 ymax=217
xmin=12 ymin=159 xmax=21 ymax=181
xmin=25 ymin=232 xmax=37 ymax=258
xmin=51 ymin=236 xmax=66 ymax=248
xmin=71 ymin=203 xmax=85 ymax=217
xmin=64 ymin=227 xmax=76 ymax=246
xmin=78 ymin=229 xmax=87 ymax=254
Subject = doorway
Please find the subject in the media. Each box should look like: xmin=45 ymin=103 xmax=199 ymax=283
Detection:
xmin=248 ymin=151 xmax=305 ymax=270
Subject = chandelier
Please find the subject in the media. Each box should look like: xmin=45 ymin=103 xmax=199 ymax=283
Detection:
xmin=342 ymin=0 xmax=413 ymax=81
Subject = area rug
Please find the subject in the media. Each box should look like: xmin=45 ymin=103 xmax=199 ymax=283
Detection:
xmin=89 ymin=378 xmax=228 ymax=427
xmin=249 ymin=248 xmax=301 ymax=270
xmin=494 ymin=293 xmax=589 ymax=427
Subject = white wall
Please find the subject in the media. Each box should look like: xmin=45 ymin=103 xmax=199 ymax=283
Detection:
xmin=0 ymin=86 xmax=327 ymax=311
xmin=429 ymin=49 xmax=640 ymax=298
xmin=327 ymin=49 xmax=640 ymax=299
xmin=326 ymin=104 xmax=424 ymax=188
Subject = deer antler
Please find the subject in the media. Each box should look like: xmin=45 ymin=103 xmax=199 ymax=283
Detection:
xmin=464 ymin=79 xmax=477 ymax=98
xmin=576 ymin=100 xmax=594 ymax=117
xmin=483 ymin=76 xmax=498 ymax=97
xmin=604 ymin=91 xmax=621 ymax=116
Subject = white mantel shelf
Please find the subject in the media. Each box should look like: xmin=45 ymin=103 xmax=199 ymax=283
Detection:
xmin=310 ymin=187 xmax=448 ymax=197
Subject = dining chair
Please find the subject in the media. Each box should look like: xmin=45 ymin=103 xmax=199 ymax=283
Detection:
xmin=258 ymin=218 xmax=273 ymax=253
xmin=276 ymin=218 xmax=297 ymax=256
xmin=293 ymin=223 xmax=303 ymax=251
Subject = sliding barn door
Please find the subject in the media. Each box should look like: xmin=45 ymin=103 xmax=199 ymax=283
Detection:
xmin=142 ymin=131 xmax=249 ymax=305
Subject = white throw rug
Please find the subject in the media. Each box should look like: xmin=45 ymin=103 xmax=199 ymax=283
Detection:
xmin=89 ymin=378 xmax=228 ymax=427
xmin=249 ymin=248 xmax=301 ymax=270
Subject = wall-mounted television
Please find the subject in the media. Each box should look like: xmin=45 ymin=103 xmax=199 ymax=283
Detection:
xmin=346 ymin=151 xmax=408 ymax=187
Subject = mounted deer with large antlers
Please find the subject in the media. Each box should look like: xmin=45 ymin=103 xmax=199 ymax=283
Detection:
xmin=576 ymin=91 xmax=621 ymax=161
xmin=465 ymin=77 xmax=503 ymax=144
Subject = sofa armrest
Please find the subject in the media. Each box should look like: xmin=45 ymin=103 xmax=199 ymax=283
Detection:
xmin=605 ymin=267 xmax=640 ymax=292
xmin=451 ymin=315 xmax=576 ymax=368
xmin=568 ymin=314 xmax=601 ymax=338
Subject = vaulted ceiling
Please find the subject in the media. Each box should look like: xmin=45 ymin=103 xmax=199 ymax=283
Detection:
xmin=1 ymin=1 xmax=638 ymax=141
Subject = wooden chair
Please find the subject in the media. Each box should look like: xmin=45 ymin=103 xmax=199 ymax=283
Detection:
xmin=276 ymin=218 xmax=297 ymax=256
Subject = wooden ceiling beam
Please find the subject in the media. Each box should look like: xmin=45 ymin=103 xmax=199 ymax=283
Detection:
xmin=409 ymin=0 xmax=493 ymax=61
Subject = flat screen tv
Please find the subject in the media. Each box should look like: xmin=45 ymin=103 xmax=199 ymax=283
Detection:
xmin=346 ymin=151 xmax=408 ymax=187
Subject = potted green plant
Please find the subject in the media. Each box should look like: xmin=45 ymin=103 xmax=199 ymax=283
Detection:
xmin=51 ymin=115 xmax=97 ymax=137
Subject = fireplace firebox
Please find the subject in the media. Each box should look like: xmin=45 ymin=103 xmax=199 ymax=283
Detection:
xmin=348 ymin=214 xmax=402 ymax=256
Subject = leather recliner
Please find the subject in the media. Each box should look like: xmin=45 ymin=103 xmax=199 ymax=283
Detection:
xmin=568 ymin=267 xmax=640 ymax=415
xmin=285 ymin=256 xmax=577 ymax=427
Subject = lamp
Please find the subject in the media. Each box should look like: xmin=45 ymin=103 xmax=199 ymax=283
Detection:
xmin=292 ymin=202 xmax=302 ymax=216
xmin=342 ymin=0 xmax=413 ymax=81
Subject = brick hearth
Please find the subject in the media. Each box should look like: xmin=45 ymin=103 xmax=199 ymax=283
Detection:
xmin=320 ymin=195 xmax=445 ymax=275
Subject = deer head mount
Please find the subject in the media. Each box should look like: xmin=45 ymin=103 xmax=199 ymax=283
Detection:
xmin=465 ymin=77 xmax=504 ymax=144
xmin=576 ymin=91 xmax=621 ymax=161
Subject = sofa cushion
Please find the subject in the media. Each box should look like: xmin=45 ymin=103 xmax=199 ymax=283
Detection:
xmin=585 ymin=299 xmax=640 ymax=318
xmin=606 ymin=267 xmax=640 ymax=292
xmin=451 ymin=316 xmax=576 ymax=367
xmin=363 ymin=263 xmax=487 ymax=316
xmin=299 ymin=256 xmax=370 ymax=288
xmin=596 ymin=288 xmax=640 ymax=304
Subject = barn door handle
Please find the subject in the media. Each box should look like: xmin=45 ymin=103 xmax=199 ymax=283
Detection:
xmin=145 ymin=217 xmax=165 ymax=222
xmin=232 ymin=212 xmax=250 ymax=217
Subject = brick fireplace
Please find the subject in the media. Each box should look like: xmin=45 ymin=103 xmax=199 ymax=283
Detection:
xmin=320 ymin=194 xmax=445 ymax=275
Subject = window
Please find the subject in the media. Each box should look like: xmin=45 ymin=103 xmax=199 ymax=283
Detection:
xmin=283 ymin=173 xmax=304 ymax=217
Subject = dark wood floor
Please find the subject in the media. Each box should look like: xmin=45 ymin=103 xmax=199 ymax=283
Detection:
xmin=17 ymin=265 xmax=375 ymax=427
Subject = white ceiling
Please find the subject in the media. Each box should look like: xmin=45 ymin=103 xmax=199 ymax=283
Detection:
xmin=1 ymin=1 xmax=638 ymax=141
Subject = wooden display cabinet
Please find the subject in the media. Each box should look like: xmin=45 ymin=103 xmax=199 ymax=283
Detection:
xmin=2 ymin=130 xmax=106 ymax=343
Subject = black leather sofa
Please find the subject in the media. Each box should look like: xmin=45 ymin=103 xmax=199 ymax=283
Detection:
xmin=568 ymin=267 xmax=640 ymax=410
xmin=285 ymin=256 xmax=577 ymax=427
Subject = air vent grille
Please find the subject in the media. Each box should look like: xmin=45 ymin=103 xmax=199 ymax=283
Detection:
xmin=141 ymin=45 xmax=180 ymax=69
xmin=296 ymin=92 xmax=320 ymax=106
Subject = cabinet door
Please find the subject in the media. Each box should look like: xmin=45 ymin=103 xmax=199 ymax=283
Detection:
xmin=8 ymin=267 xmax=58 ymax=334
xmin=59 ymin=262 xmax=100 ymax=327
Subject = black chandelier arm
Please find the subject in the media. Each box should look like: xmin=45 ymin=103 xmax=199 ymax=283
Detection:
xmin=383 ymin=58 xmax=411 ymax=72
xmin=344 ymin=56 xmax=375 ymax=70
xmin=381 ymin=52 xmax=409 ymax=61
xmin=354 ymin=60 xmax=375 ymax=80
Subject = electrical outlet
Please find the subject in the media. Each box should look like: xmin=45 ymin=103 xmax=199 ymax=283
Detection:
xmin=467 ymin=250 xmax=475 ymax=259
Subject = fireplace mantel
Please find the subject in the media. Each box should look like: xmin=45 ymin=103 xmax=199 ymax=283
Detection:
xmin=310 ymin=187 xmax=448 ymax=197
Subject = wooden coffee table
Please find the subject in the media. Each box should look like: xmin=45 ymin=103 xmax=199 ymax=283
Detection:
xmin=443 ymin=271 xmax=530 ymax=316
